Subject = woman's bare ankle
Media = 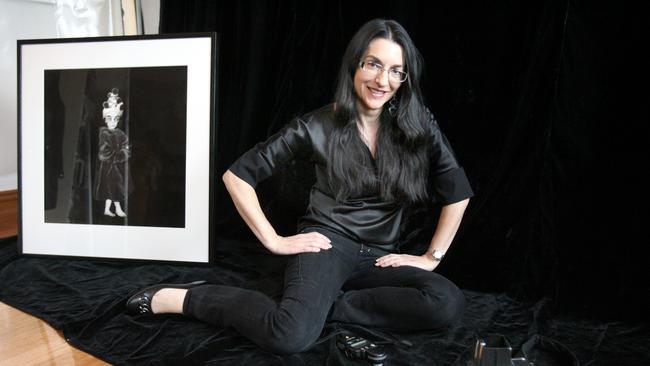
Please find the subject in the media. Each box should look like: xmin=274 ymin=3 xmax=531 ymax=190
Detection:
xmin=151 ymin=288 xmax=188 ymax=314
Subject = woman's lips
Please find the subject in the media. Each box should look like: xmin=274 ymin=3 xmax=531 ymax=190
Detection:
xmin=368 ymin=86 xmax=388 ymax=98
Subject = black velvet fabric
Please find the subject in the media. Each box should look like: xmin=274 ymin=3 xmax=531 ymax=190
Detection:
xmin=2 ymin=237 xmax=649 ymax=365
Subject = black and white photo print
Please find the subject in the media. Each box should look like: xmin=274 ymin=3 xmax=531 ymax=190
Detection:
xmin=44 ymin=66 xmax=188 ymax=228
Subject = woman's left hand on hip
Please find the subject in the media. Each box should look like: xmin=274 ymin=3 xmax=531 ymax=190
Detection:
xmin=375 ymin=254 xmax=439 ymax=272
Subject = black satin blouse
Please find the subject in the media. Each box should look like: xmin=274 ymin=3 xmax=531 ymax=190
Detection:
xmin=228 ymin=105 xmax=473 ymax=251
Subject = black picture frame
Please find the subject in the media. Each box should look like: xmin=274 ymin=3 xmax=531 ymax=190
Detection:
xmin=18 ymin=33 xmax=217 ymax=264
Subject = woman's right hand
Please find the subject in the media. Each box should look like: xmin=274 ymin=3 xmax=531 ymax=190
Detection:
xmin=266 ymin=232 xmax=332 ymax=255
xmin=222 ymin=170 xmax=331 ymax=255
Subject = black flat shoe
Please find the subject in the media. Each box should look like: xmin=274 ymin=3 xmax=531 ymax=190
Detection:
xmin=125 ymin=280 xmax=207 ymax=315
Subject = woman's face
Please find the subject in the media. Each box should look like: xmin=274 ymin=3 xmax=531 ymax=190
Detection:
xmin=354 ymin=38 xmax=405 ymax=115
xmin=105 ymin=114 xmax=120 ymax=129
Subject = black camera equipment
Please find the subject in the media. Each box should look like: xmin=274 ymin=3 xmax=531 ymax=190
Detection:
xmin=471 ymin=334 xmax=534 ymax=366
xmin=336 ymin=330 xmax=388 ymax=365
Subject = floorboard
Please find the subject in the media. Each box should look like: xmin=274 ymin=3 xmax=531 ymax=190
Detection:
xmin=0 ymin=302 xmax=109 ymax=365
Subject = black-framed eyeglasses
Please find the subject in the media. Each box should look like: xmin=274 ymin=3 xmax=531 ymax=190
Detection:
xmin=359 ymin=60 xmax=408 ymax=83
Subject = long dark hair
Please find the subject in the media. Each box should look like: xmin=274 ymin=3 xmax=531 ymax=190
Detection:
xmin=329 ymin=19 xmax=430 ymax=203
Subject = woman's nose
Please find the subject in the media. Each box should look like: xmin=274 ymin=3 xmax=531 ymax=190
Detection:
xmin=374 ymin=69 xmax=390 ymax=86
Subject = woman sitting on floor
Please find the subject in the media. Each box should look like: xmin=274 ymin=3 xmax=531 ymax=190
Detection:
xmin=126 ymin=18 xmax=473 ymax=354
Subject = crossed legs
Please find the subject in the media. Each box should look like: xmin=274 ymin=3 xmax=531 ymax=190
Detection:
xmin=180 ymin=228 xmax=465 ymax=354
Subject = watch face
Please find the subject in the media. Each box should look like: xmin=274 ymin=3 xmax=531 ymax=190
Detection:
xmin=432 ymin=251 xmax=444 ymax=260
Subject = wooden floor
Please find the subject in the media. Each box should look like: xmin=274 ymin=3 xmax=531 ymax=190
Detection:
xmin=0 ymin=189 xmax=108 ymax=365
xmin=0 ymin=302 xmax=109 ymax=365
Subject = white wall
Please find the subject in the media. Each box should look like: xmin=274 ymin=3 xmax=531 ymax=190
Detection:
xmin=142 ymin=0 xmax=160 ymax=34
xmin=0 ymin=0 xmax=58 ymax=190
xmin=0 ymin=0 xmax=159 ymax=191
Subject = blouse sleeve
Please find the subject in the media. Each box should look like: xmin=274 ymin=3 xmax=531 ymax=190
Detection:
xmin=427 ymin=112 xmax=474 ymax=205
xmin=228 ymin=117 xmax=313 ymax=188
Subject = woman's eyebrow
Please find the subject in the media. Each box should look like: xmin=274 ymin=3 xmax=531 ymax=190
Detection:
xmin=364 ymin=55 xmax=404 ymax=68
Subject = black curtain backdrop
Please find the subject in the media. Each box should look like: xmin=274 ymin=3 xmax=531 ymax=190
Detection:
xmin=160 ymin=0 xmax=648 ymax=322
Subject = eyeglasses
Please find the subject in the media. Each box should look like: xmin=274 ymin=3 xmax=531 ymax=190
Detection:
xmin=359 ymin=60 xmax=408 ymax=83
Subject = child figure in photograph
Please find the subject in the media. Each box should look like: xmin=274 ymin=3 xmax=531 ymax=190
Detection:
xmin=94 ymin=88 xmax=132 ymax=218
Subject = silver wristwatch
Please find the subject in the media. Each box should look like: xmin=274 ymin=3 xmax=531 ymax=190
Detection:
xmin=430 ymin=250 xmax=445 ymax=262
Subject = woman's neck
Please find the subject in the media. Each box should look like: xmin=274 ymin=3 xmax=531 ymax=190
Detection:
xmin=356 ymin=107 xmax=381 ymax=158
xmin=356 ymin=103 xmax=381 ymax=127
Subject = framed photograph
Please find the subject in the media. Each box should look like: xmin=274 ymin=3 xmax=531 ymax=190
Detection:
xmin=18 ymin=33 xmax=217 ymax=263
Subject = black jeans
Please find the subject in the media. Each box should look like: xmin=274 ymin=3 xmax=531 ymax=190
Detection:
xmin=184 ymin=227 xmax=465 ymax=354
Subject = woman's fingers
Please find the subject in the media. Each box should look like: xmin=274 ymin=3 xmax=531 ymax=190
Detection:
xmin=375 ymin=254 xmax=404 ymax=267
xmin=376 ymin=254 xmax=416 ymax=267
xmin=294 ymin=232 xmax=331 ymax=250
xmin=375 ymin=254 xmax=437 ymax=271
xmin=276 ymin=232 xmax=332 ymax=254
